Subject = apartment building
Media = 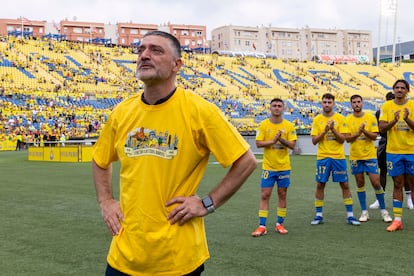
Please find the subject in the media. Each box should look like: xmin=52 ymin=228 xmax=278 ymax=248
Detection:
xmin=211 ymin=25 xmax=372 ymax=62
xmin=0 ymin=17 xmax=207 ymax=50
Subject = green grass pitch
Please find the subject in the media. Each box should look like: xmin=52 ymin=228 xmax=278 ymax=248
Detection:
xmin=1 ymin=151 xmax=413 ymax=275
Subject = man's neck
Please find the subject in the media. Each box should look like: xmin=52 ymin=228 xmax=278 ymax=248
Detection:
xmin=394 ymin=97 xmax=407 ymax=105
xmin=270 ymin=116 xmax=283 ymax=124
xmin=142 ymin=83 xmax=176 ymax=105
xmin=353 ymin=111 xmax=364 ymax=117
xmin=323 ymin=111 xmax=334 ymax=117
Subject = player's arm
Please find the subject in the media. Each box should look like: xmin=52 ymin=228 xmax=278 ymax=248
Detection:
xmin=256 ymin=139 xmax=276 ymax=148
xmin=345 ymin=127 xmax=360 ymax=143
xmin=278 ymin=137 xmax=296 ymax=150
xmin=166 ymin=149 xmax=257 ymax=225
xmin=330 ymin=124 xmax=346 ymax=144
xmin=92 ymin=160 xmax=124 ymax=235
xmin=403 ymin=108 xmax=414 ymax=131
xmin=379 ymin=110 xmax=400 ymax=132
xmin=360 ymin=128 xmax=378 ymax=141
xmin=208 ymin=149 xmax=257 ymax=208
xmin=346 ymin=124 xmax=377 ymax=142
xmin=379 ymin=119 xmax=398 ymax=133
xmin=311 ymin=123 xmax=329 ymax=145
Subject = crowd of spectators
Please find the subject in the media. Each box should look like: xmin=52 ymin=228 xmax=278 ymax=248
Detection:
xmin=0 ymin=36 xmax=394 ymax=150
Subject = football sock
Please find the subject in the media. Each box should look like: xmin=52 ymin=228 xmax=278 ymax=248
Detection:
xmin=356 ymin=187 xmax=366 ymax=211
xmin=276 ymin=207 xmax=286 ymax=224
xmin=258 ymin=209 xmax=269 ymax=226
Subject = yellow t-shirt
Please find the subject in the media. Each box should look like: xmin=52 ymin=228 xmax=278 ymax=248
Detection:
xmin=379 ymin=99 xmax=414 ymax=154
xmin=345 ymin=112 xmax=378 ymax=160
xmin=256 ymin=119 xmax=297 ymax=171
xmin=311 ymin=113 xmax=349 ymax=160
xmin=92 ymin=87 xmax=250 ymax=275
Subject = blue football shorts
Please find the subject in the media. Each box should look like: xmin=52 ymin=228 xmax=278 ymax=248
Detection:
xmin=386 ymin=153 xmax=414 ymax=177
xmin=349 ymin=159 xmax=379 ymax=175
xmin=315 ymin=158 xmax=348 ymax=183
xmin=261 ymin=170 xmax=291 ymax=188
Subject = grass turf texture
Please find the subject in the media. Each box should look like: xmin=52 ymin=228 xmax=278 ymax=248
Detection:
xmin=1 ymin=151 xmax=413 ymax=275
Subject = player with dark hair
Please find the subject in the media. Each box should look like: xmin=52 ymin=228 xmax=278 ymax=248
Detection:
xmin=310 ymin=93 xmax=360 ymax=226
xmin=92 ymin=30 xmax=257 ymax=275
xmin=251 ymin=98 xmax=297 ymax=236
xmin=379 ymin=79 xmax=414 ymax=232
xmin=345 ymin=94 xmax=392 ymax=223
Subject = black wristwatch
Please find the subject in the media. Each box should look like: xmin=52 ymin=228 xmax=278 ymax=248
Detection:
xmin=201 ymin=195 xmax=215 ymax=214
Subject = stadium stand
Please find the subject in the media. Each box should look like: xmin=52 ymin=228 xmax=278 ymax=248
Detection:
xmin=1 ymin=36 xmax=414 ymax=150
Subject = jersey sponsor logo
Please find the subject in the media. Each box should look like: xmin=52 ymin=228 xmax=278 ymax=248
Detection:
xmin=396 ymin=121 xmax=410 ymax=131
xmin=278 ymin=174 xmax=290 ymax=179
xmin=325 ymin=131 xmax=337 ymax=141
xmin=333 ymin=171 xmax=347 ymax=175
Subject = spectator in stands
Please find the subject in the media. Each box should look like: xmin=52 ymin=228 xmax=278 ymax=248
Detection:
xmin=251 ymin=98 xmax=297 ymax=237
xmin=310 ymin=93 xmax=360 ymax=226
xmin=92 ymin=31 xmax=257 ymax=275
xmin=378 ymin=79 xmax=414 ymax=232
xmin=344 ymin=94 xmax=392 ymax=223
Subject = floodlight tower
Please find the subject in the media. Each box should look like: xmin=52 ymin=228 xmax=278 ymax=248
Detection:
xmin=377 ymin=0 xmax=398 ymax=65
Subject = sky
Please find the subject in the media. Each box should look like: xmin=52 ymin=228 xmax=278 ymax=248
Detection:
xmin=3 ymin=0 xmax=412 ymax=46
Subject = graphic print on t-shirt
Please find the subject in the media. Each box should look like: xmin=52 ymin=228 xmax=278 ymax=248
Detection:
xmin=124 ymin=127 xmax=178 ymax=159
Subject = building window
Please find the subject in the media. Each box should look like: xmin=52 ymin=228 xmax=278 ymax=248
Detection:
xmin=73 ymin=27 xmax=82 ymax=34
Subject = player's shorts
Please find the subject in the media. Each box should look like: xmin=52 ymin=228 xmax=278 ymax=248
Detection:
xmin=386 ymin=153 xmax=414 ymax=177
xmin=261 ymin=170 xmax=290 ymax=188
xmin=315 ymin=158 xmax=348 ymax=183
xmin=349 ymin=159 xmax=379 ymax=175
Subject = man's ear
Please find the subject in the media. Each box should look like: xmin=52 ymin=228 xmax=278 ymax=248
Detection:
xmin=173 ymin=58 xmax=183 ymax=73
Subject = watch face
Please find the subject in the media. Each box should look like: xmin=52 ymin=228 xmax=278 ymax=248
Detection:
xmin=202 ymin=196 xmax=213 ymax=207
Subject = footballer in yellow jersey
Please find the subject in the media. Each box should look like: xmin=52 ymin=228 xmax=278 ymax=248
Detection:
xmin=378 ymin=80 xmax=414 ymax=232
xmin=310 ymin=93 xmax=359 ymax=226
xmin=345 ymin=94 xmax=391 ymax=223
xmin=252 ymin=98 xmax=297 ymax=237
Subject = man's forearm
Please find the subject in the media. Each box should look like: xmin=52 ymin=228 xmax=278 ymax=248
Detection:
xmin=92 ymin=160 xmax=113 ymax=204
